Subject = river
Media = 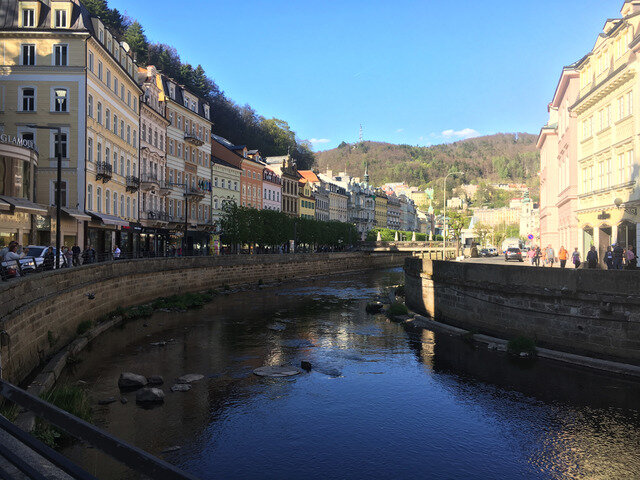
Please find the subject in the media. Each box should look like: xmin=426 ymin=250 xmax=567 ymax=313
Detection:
xmin=60 ymin=267 xmax=640 ymax=479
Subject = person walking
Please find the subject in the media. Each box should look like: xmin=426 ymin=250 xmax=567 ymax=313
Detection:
xmin=527 ymin=246 xmax=536 ymax=265
xmin=572 ymin=247 xmax=581 ymax=269
xmin=546 ymin=245 xmax=555 ymax=268
xmin=72 ymin=242 xmax=81 ymax=266
xmin=613 ymin=243 xmax=624 ymax=270
xmin=63 ymin=246 xmax=73 ymax=268
xmin=586 ymin=246 xmax=598 ymax=269
xmin=604 ymin=246 xmax=614 ymax=270
xmin=43 ymin=246 xmax=55 ymax=271
xmin=533 ymin=246 xmax=541 ymax=267
xmin=625 ymin=245 xmax=636 ymax=269
xmin=558 ymin=246 xmax=568 ymax=269
xmin=113 ymin=244 xmax=121 ymax=260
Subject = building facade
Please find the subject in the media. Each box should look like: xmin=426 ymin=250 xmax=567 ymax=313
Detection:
xmin=267 ymin=156 xmax=299 ymax=217
xmin=386 ymin=195 xmax=401 ymax=230
xmin=298 ymin=179 xmax=316 ymax=219
xmin=374 ymin=191 xmax=388 ymax=228
xmin=210 ymin=157 xmax=241 ymax=224
xmin=262 ymin=168 xmax=282 ymax=211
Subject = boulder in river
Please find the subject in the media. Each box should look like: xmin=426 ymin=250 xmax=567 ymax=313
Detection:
xmin=118 ymin=372 xmax=147 ymax=390
xmin=146 ymin=375 xmax=164 ymax=386
xmin=170 ymin=384 xmax=192 ymax=392
xmin=98 ymin=397 xmax=116 ymax=405
xmin=300 ymin=361 xmax=312 ymax=372
xmin=253 ymin=365 xmax=302 ymax=377
xmin=365 ymin=302 xmax=384 ymax=314
xmin=176 ymin=374 xmax=204 ymax=384
xmin=135 ymin=388 xmax=164 ymax=405
xmin=267 ymin=323 xmax=286 ymax=332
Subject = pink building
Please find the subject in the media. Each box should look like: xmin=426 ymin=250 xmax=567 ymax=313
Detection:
xmin=262 ymin=168 xmax=282 ymax=211
xmin=537 ymin=65 xmax=580 ymax=250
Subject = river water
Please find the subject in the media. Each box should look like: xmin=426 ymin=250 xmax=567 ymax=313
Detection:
xmin=61 ymin=268 xmax=640 ymax=479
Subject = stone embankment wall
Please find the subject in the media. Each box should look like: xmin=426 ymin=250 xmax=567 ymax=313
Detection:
xmin=0 ymin=252 xmax=406 ymax=384
xmin=405 ymin=258 xmax=640 ymax=366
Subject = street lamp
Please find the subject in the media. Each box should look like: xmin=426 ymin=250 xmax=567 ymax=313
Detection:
xmin=28 ymin=103 xmax=66 ymax=268
xmin=442 ymin=171 xmax=463 ymax=260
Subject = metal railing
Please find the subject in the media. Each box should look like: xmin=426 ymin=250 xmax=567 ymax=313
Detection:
xmin=126 ymin=175 xmax=140 ymax=192
xmin=146 ymin=210 xmax=171 ymax=222
xmin=95 ymin=162 xmax=112 ymax=182
xmin=0 ymin=379 xmax=197 ymax=480
xmin=184 ymin=132 xmax=204 ymax=146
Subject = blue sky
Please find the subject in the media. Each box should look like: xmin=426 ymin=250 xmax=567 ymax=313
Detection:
xmin=111 ymin=0 xmax=620 ymax=150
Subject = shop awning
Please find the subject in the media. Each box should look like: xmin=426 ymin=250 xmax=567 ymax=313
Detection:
xmin=86 ymin=211 xmax=130 ymax=227
xmin=0 ymin=195 xmax=48 ymax=215
xmin=0 ymin=199 xmax=10 ymax=212
xmin=61 ymin=207 xmax=91 ymax=221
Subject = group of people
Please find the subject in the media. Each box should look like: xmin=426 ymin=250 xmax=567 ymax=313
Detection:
xmin=525 ymin=243 xmax=636 ymax=270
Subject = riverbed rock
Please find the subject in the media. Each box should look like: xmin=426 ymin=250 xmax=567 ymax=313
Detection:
xmin=161 ymin=446 xmax=182 ymax=453
xmin=98 ymin=397 xmax=116 ymax=405
xmin=170 ymin=384 xmax=192 ymax=392
xmin=300 ymin=361 xmax=312 ymax=372
xmin=267 ymin=323 xmax=286 ymax=332
xmin=135 ymin=388 xmax=164 ymax=405
xmin=118 ymin=372 xmax=147 ymax=390
xmin=120 ymin=397 xmax=128 ymax=404
xmin=147 ymin=375 xmax=164 ymax=386
xmin=176 ymin=374 xmax=204 ymax=384
xmin=365 ymin=302 xmax=384 ymax=314
xmin=253 ymin=365 xmax=302 ymax=377
xmin=150 ymin=341 xmax=167 ymax=347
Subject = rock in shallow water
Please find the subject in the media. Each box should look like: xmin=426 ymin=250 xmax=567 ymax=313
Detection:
xmin=176 ymin=374 xmax=204 ymax=384
xmin=118 ymin=372 xmax=147 ymax=389
xmin=98 ymin=397 xmax=116 ymax=405
xmin=147 ymin=375 xmax=164 ymax=386
xmin=170 ymin=384 xmax=192 ymax=392
xmin=135 ymin=388 xmax=164 ymax=405
xmin=253 ymin=366 xmax=302 ymax=377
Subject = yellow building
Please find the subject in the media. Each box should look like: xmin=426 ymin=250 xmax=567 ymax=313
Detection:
xmin=573 ymin=0 xmax=640 ymax=259
xmin=374 ymin=191 xmax=388 ymax=228
xmin=298 ymin=179 xmax=315 ymax=219
xmin=0 ymin=0 xmax=140 ymax=256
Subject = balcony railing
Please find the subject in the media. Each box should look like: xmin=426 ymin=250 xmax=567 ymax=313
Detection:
xmin=96 ymin=161 xmax=112 ymax=182
xmin=146 ymin=210 xmax=170 ymax=222
xmin=140 ymin=174 xmax=160 ymax=192
xmin=185 ymin=186 xmax=205 ymax=202
xmin=126 ymin=175 xmax=140 ymax=193
xmin=184 ymin=132 xmax=204 ymax=146
xmin=158 ymin=181 xmax=172 ymax=196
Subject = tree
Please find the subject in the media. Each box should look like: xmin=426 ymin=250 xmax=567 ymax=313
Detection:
xmin=123 ymin=21 xmax=148 ymax=64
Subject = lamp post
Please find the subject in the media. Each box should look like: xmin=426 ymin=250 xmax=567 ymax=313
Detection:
xmin=28 ymin=92 xmax=67 ymax=269
xmin=442 ymin=171 xmax=463 ymax=260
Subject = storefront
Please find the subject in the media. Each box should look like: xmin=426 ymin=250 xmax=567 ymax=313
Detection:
xmin=0 ymin=136 xmax=44 ymax=248
xmin=86 ymin=212 xmax=129 ymax=261
xmin=138 ymin=227 xmax=170 ymax=257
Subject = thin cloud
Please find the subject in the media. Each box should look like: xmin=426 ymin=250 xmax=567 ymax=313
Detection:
xmin=309 ymin=138 xmax=331 ymax=144
xmin=396 ymin=128 xmax=404 ymax=133
xmin=441 ymin=128 xmax=480 ymax=139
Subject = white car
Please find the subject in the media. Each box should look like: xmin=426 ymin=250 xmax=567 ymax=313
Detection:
xmin=23 ymin=246 xmax=66 ymax=271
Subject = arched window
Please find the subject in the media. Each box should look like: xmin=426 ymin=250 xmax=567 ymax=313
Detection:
xmin=113 ymin=192 xmax=117 ymax=215
xmin=126 ymin=159 xmax=131 ymax=176
xmin=120 ymin=195 xmax=124 ymax=217
xmin=96 ymin=187 xmax=102 ymax=213
xmin=87 ymin=184 xmax=93 ymax=211
xmin=126 ymin=197 xmax=130 ymax=218
xmin=105 ymin=189 xmax=110 ymax=214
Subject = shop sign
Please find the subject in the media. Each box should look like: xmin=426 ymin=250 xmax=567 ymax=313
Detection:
xmin=597 ymin=211 xmax=610 ymax=220
xmin=35 ymin=215 xmax=51 ymax=230
xmin=0 ymin=134 xmax=38 ymax=153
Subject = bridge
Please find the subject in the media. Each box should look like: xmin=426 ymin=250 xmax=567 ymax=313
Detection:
xmin=359 ymin=241 xmax=458 ymax=259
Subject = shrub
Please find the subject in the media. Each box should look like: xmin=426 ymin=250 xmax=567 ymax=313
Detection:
xmin=507 ymin=336 xmax=536 ymax=356
xmin=35 ymin=385 xmax=91 ymax=448
xmin=395 ymin=284 xmax=405 ymax=297
xmin=123 ymin=305 xmax=154 ymax=319
xmin=76 ymin=320 xmax=92 ymax=336
xmin=387 ymin=302 xmax=409 ymax=317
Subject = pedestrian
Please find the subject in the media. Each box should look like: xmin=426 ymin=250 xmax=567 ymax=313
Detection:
xmin=3 ymin=242 xmax=21 ymax=262
xmin=43 ymin=246 xmax=55 ymax=271
xmin=587 ymin=245 xmax=598 ymax=269
xmin=558 ymin=245 xmax=568 ymax=269
xmin=113 ymin=244 xmax=121 ymax=260
xmin=63 ymin=246 xmax=73 ymax=267
xmin=72 ymin=242 xmax=81 ymax=266
xmin=572 ymin=247 xmax=581 ymax=269
xmin=604 ymin=246 xmax=614 ymax=270
xmin=534 ymin=246 xmax=541 ymax=267
xmin=82 ymin=245 xmax=95 ymax=265
xmin=527 ymin=246 xmax=536 ymax=265
xmin=625 ymin=245 xmax=636 ymax=269
xmin=613 ymin=243 xmax=624 ymax=270
xmin=546 ymin=244 xmax=555 ymax=268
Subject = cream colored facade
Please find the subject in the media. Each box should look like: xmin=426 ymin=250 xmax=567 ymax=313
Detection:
xmin=573 ymin=1 xmax=640 ymax=260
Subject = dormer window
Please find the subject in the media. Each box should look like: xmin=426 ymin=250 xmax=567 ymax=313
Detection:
xmin=22 ymin=8 xmax=35 ymax=27
xmin=204 ymin=105 xmax=210 ymax=120
xmin=169 ymin=84 xmax=175 ymax=99
xmin=54 ymin=9 xmax=67 ymax=28
xmin=191 ymin=100 xmax=196 ymax=111
xmin=99 ymin=29 xmax=104 ymax=43
xmin=184 ymin=97 xmax=189 ymax=108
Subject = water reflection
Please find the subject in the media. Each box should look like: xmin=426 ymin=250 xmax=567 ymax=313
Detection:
xmin=61 ymin=268 xmax=640 ymax=480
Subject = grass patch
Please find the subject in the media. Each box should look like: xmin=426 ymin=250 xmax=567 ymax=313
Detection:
xmin=76 ymin=320 xmax=93 ymax=336
xmin=35 ymin=385 xmax=92 ymax=448
xmin=152 ymin=292 xmax=214 ymax=311
xmin=123 ymin=304 xmax=154 ymax=320
xmin=507 ymin=336 xmax=537 ymax=356
xmin=0 ymin=402 xmax=19 ymax=422
xmin=387 ymin=302 xmax=409 ymax=317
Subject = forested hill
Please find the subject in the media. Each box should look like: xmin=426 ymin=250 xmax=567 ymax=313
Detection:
xmin=315 ymin=133 xmax=539 ymax=189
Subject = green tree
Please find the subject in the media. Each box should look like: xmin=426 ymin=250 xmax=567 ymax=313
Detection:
xmin=123 ymin=21 xmax=148 ymax=64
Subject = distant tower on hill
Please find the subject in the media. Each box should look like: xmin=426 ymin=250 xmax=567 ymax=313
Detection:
xmin=359 ymin=124 xmax=363 ymax=143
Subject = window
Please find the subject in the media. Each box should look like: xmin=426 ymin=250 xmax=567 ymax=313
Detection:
xmin=113 ymin=192 xmax=117 ymax=216
xmin=120 ymin=195 xmax=124 ymax=217
xmin=133 ymin=98 xmax=137 ymax=112
xmin=169 ymin=140 xmax=174 ymax=155
xmin=126 ymin=197 xmax=130 ymax=218
xmin=113 ymin=115 xmax=117 ymax=134
xmin=97 ymin=187 xmax=102 ymax=213
xmin=142 ymin=122 xmax=146 ymax=141
xmin=114 ymin=77 xmax=118 ymax=94
xmin=127 ymin=126 xmax=131 ymax=144
xmin=177 ymin=144 xmax=182 ymax=157
xmin=120 ymin=120 xmax=124 ymax=139
xmin=113 ymin=151 xmax=118 ymax=172
xmin=618 ymin=96 xmax=624 ymax=120
xmin=628 ymin=150 xmax=635 ymax=182
xmin=105 ymin=109 xmax=110 ymax=130
xmin=133 ymin=131 xmax=137 ymax=148
xmin=87 ymin=137 xmax=93 ymax=163
xmin=20 ymin=87 xmax=35 ymax=111
xmin=169 ymin=112 xmax=173 ymax=124
xmin=607 ymin=158 xmax=612 ymax=188
xmin=97 ymin=102 xmax=102 ymax=124
xmin=88 ymin=51 xmax=94 ymax=72
xmin=177 ymin=116 xmax=182 ymax=129
xmin=120 ymin=156 xmax=124 ymax=176
xmin=54 ymin=9 xmax=67 ymax=28
xmin=121 ymin=85 xmax=125 ymax=101
xmin=127 ymin=91 xmax=131 ymax=106
xmin=53 ymin=44 xmax=67 ymax=66
xmin=98 ymin=61 xmax=103 ymax=80
xmin=21 ymin=44 xmax=35 ymax=65
xmin=54 ymin=181 xmax=67 ymax=207
xmin=53 ymin=88 xmax=68 ymax=112
xmin=22 ymin=8 xmax=35 ymax=27
xmin=221 ymin=179 xmax=225 ymax=189
xmin=105 ymin=147 xmax=110 ymax=165
xmin=628 ymin=91 xmax=634 ymax=116
xmin=97 ymin=143 xmax=102 ymax=163
xmin=106 ymin=70 xmax=111 ymax=88
xmin=105 ymin=189 xmax=110 ymax=214
xmin=88 ymin=95 xmax=93 ymax=117
xmin=87 ymin=184 xmax=93 ymax=210
xmin=126 ymin=159 xmax=131 ymax=177
xmin=98 ymin=29 xmax=104 ymax=43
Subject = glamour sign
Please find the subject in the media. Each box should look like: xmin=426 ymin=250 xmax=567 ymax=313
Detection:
xmin=0 ymin=134 xmax=38 ymax=152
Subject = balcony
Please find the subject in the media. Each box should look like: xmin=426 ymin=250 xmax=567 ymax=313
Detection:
xmin=185 ymin=186 xmax=205 ymax=202
xmin=184 ymin=132 xmax=204 ymax=146
xmin=146 ymin=210 xmax=170 ymax=223
xmin=158 ymin=181 xmax=172 ymax=196
xmin=96 ymin=161 xmax=112 ymax=183
xmin=126 ymin=175 xmax=140 ymax=193
xmin=140 ymin=174 xmax=160 ymax=192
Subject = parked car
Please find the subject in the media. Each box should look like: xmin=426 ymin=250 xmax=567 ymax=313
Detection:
xmin=505 ymin=247 xmax=523 ymax=262
xmin=23 ymin=246 xmax=65 ymax=271
xmin=488 ymin=247 xmax=498 ymax=256
xmin=479 ymin=248 xmax=490 ymax=257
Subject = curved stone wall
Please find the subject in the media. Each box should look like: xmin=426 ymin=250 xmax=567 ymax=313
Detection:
xmin=405 ymin=258 xmax=640 ymax=366
xmin=0 ymin=252 xmax=406 ymax=384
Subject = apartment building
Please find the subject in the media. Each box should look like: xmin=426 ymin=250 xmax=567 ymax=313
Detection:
xmin=262 ymin=168 xmax=282 ymax=211
xmin=266 ymin=156 xmax=299 ymax=217
xmin=374 ymin=190 xmax=388 ymax=228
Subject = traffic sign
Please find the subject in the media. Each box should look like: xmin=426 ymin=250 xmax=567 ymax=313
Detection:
xmin=528 ymin=234 xmax=534 ymax=240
